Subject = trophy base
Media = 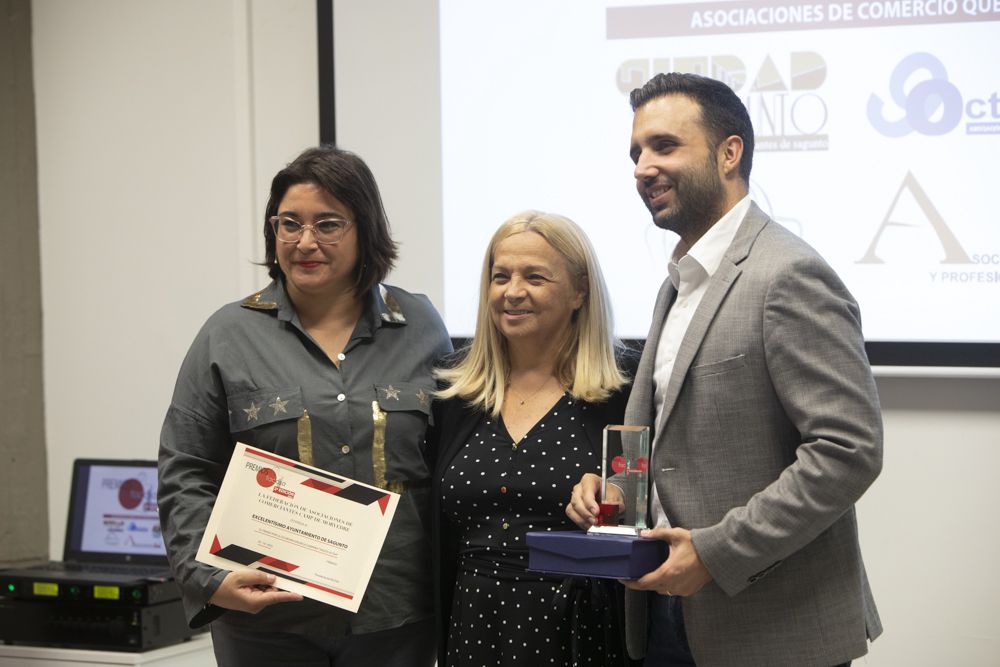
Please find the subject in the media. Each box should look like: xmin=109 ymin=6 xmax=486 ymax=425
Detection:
xmin=587 ymin=525 xmax=640 ymax=536
xmin=526 ymin=530 xmax=668 ymax=579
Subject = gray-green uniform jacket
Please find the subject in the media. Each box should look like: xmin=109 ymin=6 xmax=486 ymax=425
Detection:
xmin=158 ymin=279 xmax=452 ymax=636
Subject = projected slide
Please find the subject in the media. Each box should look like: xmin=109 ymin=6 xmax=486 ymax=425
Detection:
xmin=80 ymin=464 xmax=164 ymax=556
xmin=440 ymin=0 xmax=1000 ymax=343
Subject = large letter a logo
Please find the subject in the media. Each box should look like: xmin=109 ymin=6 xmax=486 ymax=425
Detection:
xmin=857 ymin=171 xmax=971 ymax=264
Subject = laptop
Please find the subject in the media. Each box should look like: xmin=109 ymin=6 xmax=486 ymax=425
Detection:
xmin=0 ymin=459 xmax=173 ymax=586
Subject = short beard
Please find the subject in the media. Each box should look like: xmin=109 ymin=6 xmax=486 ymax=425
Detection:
xmin=651 ymin=152 xmax=725 ymax=241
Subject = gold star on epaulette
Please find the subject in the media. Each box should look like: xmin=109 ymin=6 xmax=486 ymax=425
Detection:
xmin=383 ymin=385 xmax=400 ymax=400
xmin=416 ymin=389 xmax=429 ymax=407
xmin=244 ymin=401 xmax=261 ymax=421
xmin=269 ymin=397 xmax=289 ymax=415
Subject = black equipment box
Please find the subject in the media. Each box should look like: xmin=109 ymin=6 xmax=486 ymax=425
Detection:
xmin=0 ymin=573 xmax=181 ymax=606
xmin=0 ymin=596 xmax=199 ymax=652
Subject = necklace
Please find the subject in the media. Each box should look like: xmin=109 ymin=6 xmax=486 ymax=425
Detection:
xmin=507 ymin=376 xmax=557 ymax=406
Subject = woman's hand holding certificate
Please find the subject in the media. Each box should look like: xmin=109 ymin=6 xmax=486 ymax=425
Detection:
xmin=208 ymin=570 xmax=303 ymax=613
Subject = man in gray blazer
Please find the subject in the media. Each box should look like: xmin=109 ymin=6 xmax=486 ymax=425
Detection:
xmin=567 ymin=72 xmax=883 ymax=666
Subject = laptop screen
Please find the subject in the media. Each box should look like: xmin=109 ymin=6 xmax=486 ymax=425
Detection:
xmin=63 ymin=459 xmax=168 ymax=565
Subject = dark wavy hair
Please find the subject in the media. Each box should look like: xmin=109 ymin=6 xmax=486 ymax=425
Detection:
xmin=263 ymin=145 xmax=398 ymax=294
xmin=630 ymin=72 xmax=754 ymax=183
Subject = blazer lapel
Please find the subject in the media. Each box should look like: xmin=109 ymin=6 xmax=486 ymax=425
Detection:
xmin=625 ymin=277 xmax=676 ymax=430
xmin=654 ymin=203 xmax=770 ymax=431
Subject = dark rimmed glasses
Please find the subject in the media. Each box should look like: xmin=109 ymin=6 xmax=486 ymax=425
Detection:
xmin=269 ymin=215 xmax=353 ymax=245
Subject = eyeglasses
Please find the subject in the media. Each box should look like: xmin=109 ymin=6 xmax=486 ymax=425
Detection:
xmin=269 ymin=215 xmax=353 ymax=245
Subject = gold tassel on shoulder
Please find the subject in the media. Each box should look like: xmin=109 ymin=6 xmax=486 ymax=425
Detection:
xmin=297 ymin=409 xmax=314 ymax=466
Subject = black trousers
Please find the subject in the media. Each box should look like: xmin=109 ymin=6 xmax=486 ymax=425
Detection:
xmin=210 ymin=616 xmax=435 ymax=667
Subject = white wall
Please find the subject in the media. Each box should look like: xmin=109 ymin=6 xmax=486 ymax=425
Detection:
xmin=30 ymin=1 xmax=1000 ymax=665
xmin=32 ymin=0 xmax=318 ymax=556
xmin=333 ymin=0 xmax=444 ymax=306
xmin=857 ymin=375 xmax=1000 ymax=666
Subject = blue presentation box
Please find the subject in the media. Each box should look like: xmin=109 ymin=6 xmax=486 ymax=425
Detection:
xmin=525 ymin=530 xmax=668 ymax=579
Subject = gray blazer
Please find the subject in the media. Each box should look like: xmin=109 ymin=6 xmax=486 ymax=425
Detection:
xmin=625 ymin=203 xmax=883 ymax=666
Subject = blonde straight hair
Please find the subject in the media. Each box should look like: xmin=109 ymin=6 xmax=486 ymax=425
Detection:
xmin=436 ymin=211 xmax=626 ymax=415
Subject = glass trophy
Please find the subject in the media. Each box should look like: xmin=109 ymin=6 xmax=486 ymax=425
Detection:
xmin=525 ymin=423 xmax=665 ymax=579
xmin=589 ymin=425 xmax=650 ymax=535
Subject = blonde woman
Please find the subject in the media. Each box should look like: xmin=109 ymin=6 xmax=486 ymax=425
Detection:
xmin=429 ymin=211 xmax=639 ymax=666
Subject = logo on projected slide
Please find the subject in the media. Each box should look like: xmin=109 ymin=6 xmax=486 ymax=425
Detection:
xmin=868 ymin=53 xmax=1000 ymax=137
xmin=118 ymin=479 xmax=144 ymax=510
xmin=857 ymin=171 xmax=972 ymax=265
xmin=616 ymin=53 xmax=829 ymax=151
xmin=101 ymin=474 xmax=156 ymax=512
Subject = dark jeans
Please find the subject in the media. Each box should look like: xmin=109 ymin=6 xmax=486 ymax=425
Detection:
xmin=643 ymin=594 xmax=852 ymax=667
xmin=210 ymin=617 xmax=435 ymax=667
xmin=645 ymin=594 xmax=695 ymax=666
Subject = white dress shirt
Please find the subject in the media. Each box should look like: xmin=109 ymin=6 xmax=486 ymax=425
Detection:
xmin=649 ymin=195 xmax=751 ymax=528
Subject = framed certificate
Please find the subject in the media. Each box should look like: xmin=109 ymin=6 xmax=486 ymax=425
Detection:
xmin=196 ymin=443 xmax=399 ymax=613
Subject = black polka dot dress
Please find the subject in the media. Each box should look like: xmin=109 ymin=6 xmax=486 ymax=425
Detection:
xmin=440 ymin=395 xmax=623 ymax=666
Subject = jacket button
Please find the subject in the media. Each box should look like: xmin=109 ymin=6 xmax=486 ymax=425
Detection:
xmin=341 ymin=445 xmax=351 ymax=454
